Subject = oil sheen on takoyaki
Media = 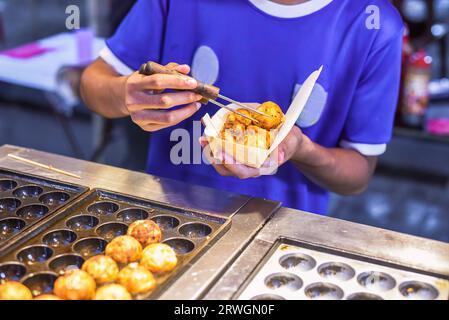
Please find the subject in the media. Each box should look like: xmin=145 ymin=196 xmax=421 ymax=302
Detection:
xmin=0 ymin=281 xmax=33 ymax=300
xmin=127 ymin=220 xmax=162 ymax=246
xmin=54 ymin=269 xmax=96 ymax=300
xmin=140 ymin=243 xmax=178 ymax=274
xmin=117 ymin=263 xmax=156 ymax=295
xmin=82 ymin=255 xmax=119 ymax=284
xmin=94 ymin=284 xmax=132 ymax=300
xmin=105 ymin=235 xmax=142 ymax=264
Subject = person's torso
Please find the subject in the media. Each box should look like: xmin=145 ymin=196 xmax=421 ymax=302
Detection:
xmin=145 ymin=0 xmax=389 ymax=214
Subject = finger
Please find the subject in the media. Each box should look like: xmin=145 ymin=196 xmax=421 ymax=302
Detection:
xmin=221 ymin=152 xmax=261 ymax=179
xmin=133 ymin=102 xmax=201 ymax=126
xmin=133 ymin=73 xmax=198 ymax=91
xmin=128 ymin=91 xmax=202 ymax=111
xmin=171 ymin=64 xmax=191 ymax=75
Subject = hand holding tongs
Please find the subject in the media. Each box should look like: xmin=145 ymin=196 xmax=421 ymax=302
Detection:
xmin=139 ymin=61 xmax=271 ymax=123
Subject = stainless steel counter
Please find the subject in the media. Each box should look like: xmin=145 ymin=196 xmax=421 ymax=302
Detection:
xmin=0 ymin=145 xmax=280 ymax=299
xmin=2 ymin=145 xmax=449 ymax=300
xmin=205 ymin=207 xmax=449 ymax=299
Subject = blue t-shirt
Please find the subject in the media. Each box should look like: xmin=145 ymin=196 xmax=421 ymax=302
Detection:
xmin=100 ymin=0 xmax=403 ymax=215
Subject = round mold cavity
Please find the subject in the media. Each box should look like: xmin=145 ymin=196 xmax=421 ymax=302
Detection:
xmin=117 ymin=208 xmax=149 ymax=223
xmin=17 ymin=245 xmax=53 ymax=265
xmin=16 ymin=204 xmax=49 ymax=220
xmin=22 ymin=272 xmax=58 ymax=296
xmin=317 ymin=262 xmax=356 ymax=282
xmin=305 ymin=283 xmax=344 ymax=300
xmin=0 ymin=218 xmax=26 ymax=240
xmin=264 ymin=272 xmax=303 ymax=292
xmin=96 ymin=222 xmax=128 ymax=241
xmin=13 ymin=185 xmax=43 ymax=199
xmin=0 ymin=262 xmax=27 ymax=282
xmin=251 ymin=294 xmax=286 ymax=301
xmin=179 ymin=222 xmax=212 ymax=239
xmin=73 ymin=237 xmax=108 ymax=258
xmin=66 ymin=215 xmax=99 ymax=231
xmin=399 ymin=281 xmax=439 ymax=300
xmin=347 ymin=292 xmax=383 ymax=300
xmin=163 ymin=238 xmax=195 ymax=255
xmin=0 ymin=179 xmax=18 ymax=192
xmin=49 ymin=254 xmax=85 ymax=275
xmin=42 ymin=229 xmax=77 ymax=248
xmin=151 ymin=215 xmax=180 ymax=231
xmin=0 ymin=198 xmax=22 ymax=215
xmin=279 ymin=253 xmax=316 ymax=272
xmin=39 ymin=191 xmax=70 ymax=206
xmin=87 ymin=201 xmax=119 ymax=216
xmin=357 ymin=271 xmax=396 ymax=292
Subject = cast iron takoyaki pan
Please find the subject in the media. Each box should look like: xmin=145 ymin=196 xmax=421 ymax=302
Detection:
xmin=236 ymin=238 xmax=449 ymax=300
xmin=0 ymin=168 xmax=88 ymax=250
xmin=0 ymin=189 xmax=231 ymax=299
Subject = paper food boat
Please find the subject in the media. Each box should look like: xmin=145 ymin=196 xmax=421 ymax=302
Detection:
xmin=203 ymin=66 xmax=323 ymax=168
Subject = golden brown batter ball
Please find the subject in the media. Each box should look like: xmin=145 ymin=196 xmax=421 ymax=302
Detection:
xmin=105 ymin=235 xmax=142 ymax=264
xmin=94 ymin=284 xmax=132 ymax=300
xmin=34 ymin=294 xmax=62 ymax=300
xmin=82 ymin=255 xmax=119 ymax=284
xmin=140 ymin=243 xmax=178 ymax=274
xmin=117 ymin=263 xmax=156 ymax=295
xmin=54 ymin=269 xmax=96 ymax=300
xmin=0 ymin=281 xmax=33 ymax=300
xmin=127 ymin=220 xmax=162 ymax=246
xmin=234 ymin=109 xmax=253 ymax=126
xmin=253 ymin=101 xmax=284 ymax=130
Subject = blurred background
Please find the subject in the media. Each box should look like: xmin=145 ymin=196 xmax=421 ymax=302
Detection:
xmin=0 ymin=0 xmax=448 ymax=242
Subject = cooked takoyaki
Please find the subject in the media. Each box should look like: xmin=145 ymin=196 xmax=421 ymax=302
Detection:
xmin=105 ymin=235 xmax=142 ymax=264
xmin=82 ymin=255 xmax=119 ymax=284
xmin=220 ymin=101 xmax=284 ymax=151
xmin=94 ymin=284 xmax=132 ymax=300
xmin=54 ymin=269 xmax=96 ymax=300
xmin=117 ymin=263 xmax=156 ymax=295
xmin=127 ymin=220 xmax=162 ymax=246
xmin=140 ymin=243 xmax=178 ymax=274
xmin=253 ymin=101 xmax=284 ymax=130
xmin=0 ymin=281 xmax=33 ymax=300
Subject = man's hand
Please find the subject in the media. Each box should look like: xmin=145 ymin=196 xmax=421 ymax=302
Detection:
xmin=200 ymin=126 xmax=304 ymax=179
xmin=200 ymin=124 xmax=377 ymax=196
xmin=125 ymin=63 xmax=203 ymax=132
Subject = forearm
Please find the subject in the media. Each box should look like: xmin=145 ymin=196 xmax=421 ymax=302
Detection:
xmin=80 ymin=58 xmax=130 ymax=119
xmin=290 ymin=135 xmax=377 ymax=195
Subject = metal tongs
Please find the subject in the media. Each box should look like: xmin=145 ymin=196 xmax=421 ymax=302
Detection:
xmin=139 ymin=61 xmax=272 ymax=123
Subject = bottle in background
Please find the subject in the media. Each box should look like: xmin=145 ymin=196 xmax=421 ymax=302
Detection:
xmin=401 ymin=48 xmax=433 ymax=128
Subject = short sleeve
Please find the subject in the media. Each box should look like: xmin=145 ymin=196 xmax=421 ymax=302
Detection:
xmin=340 ymin=26 xmax=404 ymax=156
xmin=99 ymin=0 xmax=168 ymax=75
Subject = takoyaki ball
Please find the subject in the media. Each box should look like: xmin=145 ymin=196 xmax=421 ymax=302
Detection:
xmin=34 ymin=294 xmax=62 ymax=300
xmin=94 ymin=284 xmax=132 ymax=300
xmin=253 ymin=101 xmax=284 ymax=130
xmin=0 ymin=281 xmax=33 ymax=300
xmin=105 ymin=235 xmax=142 ymax=264
xmin=234 ymin=109 xmax=253 ymax=126
xmin=140 ymin=243 xmax=178 ymax=274
xmin=82 ymin=255 xmax=119 ymax=284
xmin=117 ymin=263 xmax=156 ymax=295
xmin=127 ymin=220 xmax=162 ymax=246
xmin=245 ymin=126 xmax=272 ymax=149
xmin=54 ymin=269 xmax=96 ymax=300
